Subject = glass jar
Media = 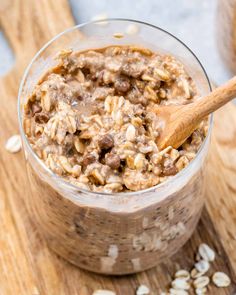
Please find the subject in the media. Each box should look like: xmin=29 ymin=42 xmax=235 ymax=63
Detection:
xmin=18 ymin=19 xmax=212 ymax=275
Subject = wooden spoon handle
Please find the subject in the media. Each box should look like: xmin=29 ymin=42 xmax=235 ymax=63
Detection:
xmin=190 ymin=76 xmax=236 ymax=121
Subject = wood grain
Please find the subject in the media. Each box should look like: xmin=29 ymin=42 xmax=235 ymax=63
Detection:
xmin=0 ymin=1 xmax=236 ymax=294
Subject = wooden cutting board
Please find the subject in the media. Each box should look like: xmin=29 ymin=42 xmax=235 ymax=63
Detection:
xmin=0 ymin=1 xmax=236 ymax=294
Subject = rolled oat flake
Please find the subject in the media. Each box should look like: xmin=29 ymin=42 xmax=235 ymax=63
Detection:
xmin=193 ymin=276 xmax=210 ymax=289
xmin=174 ymin=269 xmax=190 ymax=281
xmin=171 ymin=278 xmax=190 ymax=290
xmin=5 ymin=134 xmax=22 ymax=153
xmin=194 ymin=259 xmax=210 ymax=274
xmin=191 ymin=268 xmax=204 ymax=279
xmin=136 ymin=284 xmax=150 ymax=295
xmin=212 ymin=271 xmax=231 ymax=287
xmin=198 ymin=243 xmax=215 ymax=262
xmin=92 ymin=290 xmax=116 ymax=295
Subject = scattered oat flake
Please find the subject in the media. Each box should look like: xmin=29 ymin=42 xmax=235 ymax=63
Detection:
xmin=193 ymin=276 xmax=210 ymax=289
xmin=171 ymin=278 xmax=190 ymax=290
xmin=194 ymin=260 xmax=210 ymax=274
xmin=191 ymin=268 xmax=204 ymax=279
xmin=212 ymin=272 xmax=231 ymax=287
xmin=175 ymin=269 xmax=190 ymax=281
xmin=92 ymin=290 xmax=116 ymax=295
xmin=126 ymin=24 xmax=139 ymax=35
xmin=136 ymin=284 xmax=150 ymax=295
xmin=5 ymin=134 xmax=22 ymax=153
xmin=198 ymin=243 xmax=215 ymax=262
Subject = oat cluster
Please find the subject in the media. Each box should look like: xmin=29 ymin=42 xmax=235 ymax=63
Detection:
xmin=24 ymin=45 xmax=208 ymax=192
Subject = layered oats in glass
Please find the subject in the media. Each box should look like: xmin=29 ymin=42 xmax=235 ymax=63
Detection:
xmin=18 ymin=20 xmax=212 ymax=274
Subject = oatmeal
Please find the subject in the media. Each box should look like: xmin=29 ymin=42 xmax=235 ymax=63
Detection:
xmin=23 ymin=45 xmax=208 ymax=193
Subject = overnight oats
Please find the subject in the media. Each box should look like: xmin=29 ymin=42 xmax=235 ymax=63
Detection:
xmin=18 ymin=20 xmax=212 ymax=275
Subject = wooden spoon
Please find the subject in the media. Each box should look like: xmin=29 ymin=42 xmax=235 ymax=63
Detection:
xmin=152 ymin=76 xmax=236 ymax=150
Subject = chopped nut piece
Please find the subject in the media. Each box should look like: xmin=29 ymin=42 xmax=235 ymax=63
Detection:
xmin=35 ymin=125 xmax=44 ymax=136
xmin=126 ymin=155 xmax=135 ymax=169
xmin=175 ymin=156 xmax=189 ymax=171
xmin=5 ymin=135 xmax=22 ymax=153
xmin=144 ymin=85 xmax=158 ymax=102
xmin=212 ymin=272 xmax=231 ymax=287
xmin=170 ymin=149 xmax=180 ymax=161
xmin=90 ymin=169 xmax=105 ymax=185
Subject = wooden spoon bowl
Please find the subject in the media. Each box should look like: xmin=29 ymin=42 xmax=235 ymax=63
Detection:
xmin=152 ymin=76 xmax=236 ymax=150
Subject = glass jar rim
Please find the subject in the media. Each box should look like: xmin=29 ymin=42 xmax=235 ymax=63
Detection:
xmin=18 ymin=18 xmax=213 ymax=198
